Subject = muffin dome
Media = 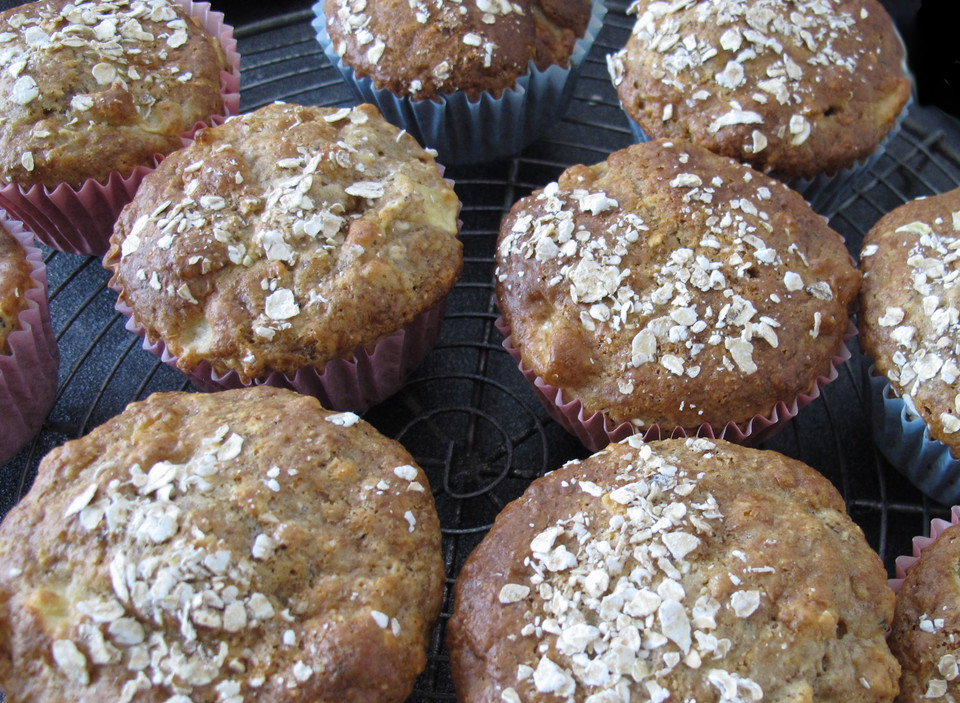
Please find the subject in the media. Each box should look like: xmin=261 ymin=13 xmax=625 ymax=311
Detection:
xmin=449 ymin=437 xmax=900 ymax=702
xmin=0 ymin=387 xmax=445 ymax=702
xmin=608 ymin=0 xmax=911 ymax=180
xmin=496 ymin=138 xmax=859 ymax=435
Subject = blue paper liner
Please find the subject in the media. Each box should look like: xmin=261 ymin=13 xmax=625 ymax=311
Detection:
xmin=312 ymin=0 xmax=606 ymax=165
xmin=866 ymin=363 xmax=960 ymax=504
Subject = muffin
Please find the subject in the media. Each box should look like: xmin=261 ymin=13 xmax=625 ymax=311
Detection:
xmin=495 ymin=138 xmax=860 ymax=450
xmin=0 ymin=0 xmax=240 ymax=255
xmin=608 ymin=0 xmax=911 ymax=210
xmin=0 ymin=213 xmax=58 ymax=465
xmin=313 ymin=0 xmax=605 ymax=164
xmin=0 ymin=386 xmax=445 ymax=702
xmin=890 ymin=518 xmax=960 ymax=702
xmin=104 ymin=102 xmax=462 ymax=412
xmin=449 ymin=436 xmax=901 ymax=702
xmin=859 ymin=186 xmax=960 ymax=503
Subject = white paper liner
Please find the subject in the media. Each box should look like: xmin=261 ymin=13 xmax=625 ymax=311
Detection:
xmin=0 ymin=213 xmax=59 ymax=465
xmin=866 ymin=363 xmax=960 ymax=505
xmin=312 ymin=0 xmax=606 ymax=164
xmin=0 ymin=0 xmax=242 ymax=256
xmin=889 ymin=505 xmax=960 ymax=592
xmin=115 ymin=297 xmax=447 ymax=412
xmin=498 ymin=316 xmax=854 ymax=453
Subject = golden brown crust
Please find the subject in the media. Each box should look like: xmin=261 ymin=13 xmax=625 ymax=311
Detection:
xmin=609 ymin=0 xmax=911 ymax=180
xmin=0 ymin=224 xmax=34 ymax=353
xmin=0 ymin=0 xmax=230 ymax=188
xmin=859 ymin=187 xmax=960 ymax=457
xmin=324 ymin=0 xmax=591 ymax=101
xmin=104 ymin=103 xmax=462 ymax=382
xmin=495 ymin=139 xmax=860 ymax=430
xmin=889 ymin=523 xmax=960 ymax=702
xmin=449 ymin=437 xmax=900 ymax=703
xmin=0 ymin=387 xmax=445 ymax=702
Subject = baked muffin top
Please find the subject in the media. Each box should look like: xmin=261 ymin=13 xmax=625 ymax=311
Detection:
xmin=890 ymin=522 xmax=960 ymax=703
xmin=449 ymin=436 xmax=900 ymax=702
xmin=104 ymin=102 xmax=462 ymax=382
xmin=495 ymin=138 xmax=860 ymax=430
xmin=0 ymin=386 xmax=445 ymax=703
xmin=860 ymin=187 xmax=960 ymax=456
xmin=608 ymin=0 xmax=911 ymax=180
xmin=0 ymin=223 xmax=35 ymax=354
xmin=324 ymin=0 xmax=592 ymax=101
xmin=0 ymin=0 xmax=230 ymax=188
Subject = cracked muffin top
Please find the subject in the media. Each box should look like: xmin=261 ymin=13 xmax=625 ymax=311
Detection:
xmin=104 ymin=102 xmax=462 ymax=382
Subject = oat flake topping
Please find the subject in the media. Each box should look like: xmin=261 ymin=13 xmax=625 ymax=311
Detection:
xmin=608 ymin=0 xmax=862 ymax=150
xmin=502 ymin=437 xmax=769 ymax=702
xmin=54 ymin=424 xmax=279 ymax=702
xmin=0 ymin=0 xmax=206 ymax=125
xmin=497 ymin=151 xmax=834 ymax=384
xmin=607 ymin=0 xmax=909 ymax=179
xmin=107 ymin=102 xmax=461 ymax=381
xmin=868 ymin=212 xmax=960 ymax=433
xmin=329 ymin=0 xmax=525 ymax=98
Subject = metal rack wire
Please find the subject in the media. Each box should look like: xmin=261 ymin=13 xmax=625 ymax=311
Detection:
xmin=2 ymin=3 xmax=960 ymax=701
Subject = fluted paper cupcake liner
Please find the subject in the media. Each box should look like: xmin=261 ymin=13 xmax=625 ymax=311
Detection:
xmin=866 ymin=363 xmax=960 ymax=505
xmin=0 ymin=0 xmax=242 ymax=256
xmin=890 ymin=505 xmax=960 ymax=592
xmin=0 ymin=214 xmax=59 ymax=465
xmin=115 ymin=297 xmax=447 ymax=412
xmin=498 ymin=316 xmax=854 ymax=453
xmin=312 ymin=0 xmax=606 ymax=164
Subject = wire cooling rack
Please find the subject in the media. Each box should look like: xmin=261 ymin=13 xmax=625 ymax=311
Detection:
xmin=3 ymin=3 xmax=960 ymax=701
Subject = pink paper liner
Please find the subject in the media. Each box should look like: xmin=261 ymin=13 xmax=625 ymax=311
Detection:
xmin=0 ymin=0 xmax=241 ymax=257
xmin=890 ymin=505 xmax=960 ymax=593
xmin=0 ymin=213 xmax=59 ymax=465
xmin=116 ymin=296 xmax=447 ymax=413
xmin=497 ymin=316 xmax=855 ymax=453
